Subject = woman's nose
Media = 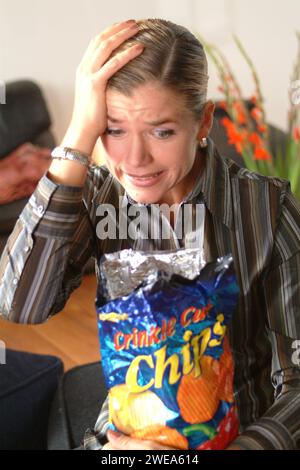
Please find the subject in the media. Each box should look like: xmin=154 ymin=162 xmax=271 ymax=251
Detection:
xmin=125 ymin=135 xmax=153 ymax=167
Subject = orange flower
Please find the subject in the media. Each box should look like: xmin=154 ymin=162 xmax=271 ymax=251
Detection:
xmin=219 ymin=101 xmax=227 ymax=110
xmin=233 ymin=101 xmax=247 ymax=125
xmin=221 ymin=117 xmax=246 ymax=154
xmin=250 ymin=95 xmax=258 ymax=105
xmin=235 ymin=142 xmax=243 ymax=154
xmin=293 ymin=127 xmax=300 ymax=142
xmin=250 ymin=107 xmax=262 ymax=123
xmin=254 ymin=147 xmax=272 ymax=161
xmin=248 ymin=132 xmax=262 ymax=146
xmin=258 ymin=124 xmax=267 ymax=134
xmin=221 ymin=117 xmax=233 ymax=127
xmin=226 ymin=129 xmax=244 ymax=147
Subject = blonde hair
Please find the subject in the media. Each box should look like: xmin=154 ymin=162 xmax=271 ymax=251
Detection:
xmin=108 ymin=18 xmax=209 ymax=120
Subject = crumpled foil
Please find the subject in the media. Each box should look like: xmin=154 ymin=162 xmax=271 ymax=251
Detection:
xmin=99 ymin=247 xmax=207 ymax=301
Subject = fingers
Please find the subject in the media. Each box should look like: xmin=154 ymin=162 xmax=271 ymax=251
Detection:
xmin=106 ymin=430 xmax=176 ymax=451
xmin=90 ymin=22 xmax=140 ymax=74
xmin=80 ymin=22 xmax=125 ymax=63
xmin=92 ymin=20 xmax=138 ymax=51
xmin=81 ymin=20 xmax=139 ymax=70
xmin=102 ymin=442 xmax=118 ymax=451
xmin=95 ymin=43 xmax=144 ymax=82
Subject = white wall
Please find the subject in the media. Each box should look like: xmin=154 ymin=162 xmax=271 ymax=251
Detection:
xmin=0 ymin=0 xmax=299 ymax=143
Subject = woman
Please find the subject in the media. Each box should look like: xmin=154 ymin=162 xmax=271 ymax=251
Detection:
xmin=0 ymin=18 xmax=299 ymax=450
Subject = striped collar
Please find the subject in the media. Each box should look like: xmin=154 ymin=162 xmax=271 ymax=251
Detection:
xmin=199 ymin=137 xmax=233 ymax=229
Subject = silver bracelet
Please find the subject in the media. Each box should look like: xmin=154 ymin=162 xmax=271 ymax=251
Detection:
xmin=51 ymin=146 xmax=91 ymax=167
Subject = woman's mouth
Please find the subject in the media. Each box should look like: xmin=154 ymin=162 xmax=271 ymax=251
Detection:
xmin=124 ymin=170 xmax=165 ymax=187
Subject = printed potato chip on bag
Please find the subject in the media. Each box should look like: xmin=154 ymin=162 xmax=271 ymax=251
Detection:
xmin=95 ymin=248 xmax=240 ymax=450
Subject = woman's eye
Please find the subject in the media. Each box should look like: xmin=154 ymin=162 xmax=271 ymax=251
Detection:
xmin=154 ymin=129 xmax=175 ymax=139
xmin=105 ymin=128 xmax=124 ymax=136
xmin=105 ymin=128 xmax=175 ymax=139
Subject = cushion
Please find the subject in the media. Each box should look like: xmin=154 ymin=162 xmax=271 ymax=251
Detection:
xmin=0 ymin=349 xmax=63 ymax=449
xmin=0 ymin=80 xmax=55 ymax=159
xmin=47 ymin=361 xmax=107 ymax=450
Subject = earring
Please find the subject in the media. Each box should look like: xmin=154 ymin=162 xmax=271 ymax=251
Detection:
xmin=199 ymin=137 xmax=208 ymax=148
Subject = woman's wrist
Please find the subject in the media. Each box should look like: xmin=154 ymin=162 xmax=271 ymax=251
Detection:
xmin=47 ymin=124 xmax=99 ymax=187
xmin=47 ymin=158 xmax=88 ymax=187
xmin=61 ymin=122 xmax=98 ymax=156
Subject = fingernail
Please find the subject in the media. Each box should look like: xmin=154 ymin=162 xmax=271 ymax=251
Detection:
xmin=108 ymin=430 xmax=122 ymax=440
xmin=126 ymin=19 xmax=136 ymax=23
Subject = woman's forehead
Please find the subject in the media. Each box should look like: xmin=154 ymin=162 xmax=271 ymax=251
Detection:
xmin=106 ymin=84 xmax=192 ymax=124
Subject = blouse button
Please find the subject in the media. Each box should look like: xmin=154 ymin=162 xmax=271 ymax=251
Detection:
xmin=37 ymin=205 xmax=44 ymax=215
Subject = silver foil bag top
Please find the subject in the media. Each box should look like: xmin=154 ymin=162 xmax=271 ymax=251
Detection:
xmin=98 ymin=247 xmax=206 ymax=300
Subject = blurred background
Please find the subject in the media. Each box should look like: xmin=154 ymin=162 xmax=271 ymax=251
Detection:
xmin=1 ymin=0 xmax=300 ymax=141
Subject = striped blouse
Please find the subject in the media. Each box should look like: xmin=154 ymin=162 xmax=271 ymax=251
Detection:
xmin=0 ymin=137 xmax=299 ymax=450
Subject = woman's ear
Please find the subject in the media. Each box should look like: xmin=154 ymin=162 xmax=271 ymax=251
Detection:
xmin=196 ymin=100 xmax=215 ymax=140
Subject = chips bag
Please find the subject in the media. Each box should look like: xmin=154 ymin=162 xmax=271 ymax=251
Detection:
xmin=95 ymin=248 xmax=240 ymax=450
